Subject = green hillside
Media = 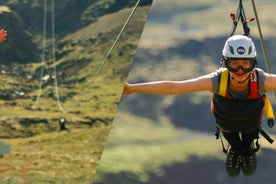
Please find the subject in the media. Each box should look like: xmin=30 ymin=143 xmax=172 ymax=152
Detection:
xmin=0 ymin=4 xmax=151 ymax=137
xmin=0 ymin=1 xmax=152 ymax=183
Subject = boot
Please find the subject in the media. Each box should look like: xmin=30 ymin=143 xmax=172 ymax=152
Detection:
xmin=225 ymin=147 xmax=242 ymax=178
xmin=241 ymin=148 xmax=257 ymax=176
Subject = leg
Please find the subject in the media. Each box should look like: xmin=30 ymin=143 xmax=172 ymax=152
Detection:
xmin=241 ymin=128 xmax=259 ymax=150
xmin=240 ymin=128 xmax=259 ymax=177
xmin=222 ymin=131 xmax=243 ymax=152
xmin=222 ymin=131 xmax=243 ymax=178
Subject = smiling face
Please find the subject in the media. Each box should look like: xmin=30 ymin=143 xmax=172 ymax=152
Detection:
xmin=230 ymin=69 xmax=250 ymax=84
xmin=222 ymin=35 xmax=257 ymax=89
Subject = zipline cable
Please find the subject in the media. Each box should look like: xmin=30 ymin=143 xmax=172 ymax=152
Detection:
xmin=51 ymin=0 xmax=66 ymax=113
xmin=251 ymin=0 xmax=272 ymax=73
xmin=87 ymin=0 xmax=142 ymax=86
xmin=32 ymin=0 xmax=66 ymax=113
xmin=251 ymin=0 xmax=276 ymax=98
xmin=79 ymin=0 xmax=142 ymax=102
xmin=32 ymin=0 xmax=47 ymax=109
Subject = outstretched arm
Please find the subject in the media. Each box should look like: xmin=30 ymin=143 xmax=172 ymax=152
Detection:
xmin=264 ymin=73 xmax=276 ymax=92
xmin=123 ymin=74 xmax=213 ymax=95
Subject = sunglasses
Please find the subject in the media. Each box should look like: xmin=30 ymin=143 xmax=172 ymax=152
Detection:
xmin=225 ymin=58 xmax=255 ymax=73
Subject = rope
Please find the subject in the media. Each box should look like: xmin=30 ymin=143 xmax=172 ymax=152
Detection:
xmin=32 ymin=0 xmax=47 ymax=109
xmin=51 ymin=0 xmax=66 ymax=113
xmin=33 ymin=0 xmax=66 ymax=113
xmin=79 ymin=0 xmax=142 ymax=102
xmin=230 ymin=0 xmax=251 ymax=36
xmin=32 ymin=1 xmax=142 ymax=107
xmin=251 ymin=0 xmax=271 ymax=73
xmin=87 ymin=0 xmax=142 ymax=86
xmin=251 ymin=0 xmax=276 ymax=99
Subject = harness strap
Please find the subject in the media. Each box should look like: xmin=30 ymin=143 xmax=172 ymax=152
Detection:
xmin=231 ymin=0 xmax=253 ymax=36
xmin=218 ymin=68 xmax=228 ymax=97
xmin=248 ymin=69 xmax=259 ymax=98
xmin=260 ymin=127 xmax=274 ymax=144
xmin=215 ymin=126 xmax=228 ymax=154
xmin=264 ymin=95 xmax=275 ymax=128
xmin=215 ymin=126 xmax=274 ymax=154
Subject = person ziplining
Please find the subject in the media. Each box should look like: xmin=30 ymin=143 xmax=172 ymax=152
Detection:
xmin=123 ymin=0 xmax=275 ymax=178
xmin=58 ymin=117 xmax=70 ymax=133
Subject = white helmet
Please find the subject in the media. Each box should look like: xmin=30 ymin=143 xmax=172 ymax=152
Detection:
xmin=222 ymin=35 xmax=257 ymax=59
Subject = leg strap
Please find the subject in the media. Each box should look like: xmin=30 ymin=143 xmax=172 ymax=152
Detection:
xmin=259 ymin=127 xmax=274 ymax=144
xmin=215 ymin=126 xmax=228 ymax=154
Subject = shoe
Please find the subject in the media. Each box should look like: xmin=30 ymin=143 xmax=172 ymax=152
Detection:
xmin=225 ymin=148 xmax=242 ymax=178
xmin=241 ymin=149 xmax=257 ymax=177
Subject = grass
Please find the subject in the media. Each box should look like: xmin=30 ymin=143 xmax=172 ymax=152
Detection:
xmin=0 ymin=5 xmax=152 ymax=183
xmin=0 ymin=126 xmax=110 ymax=183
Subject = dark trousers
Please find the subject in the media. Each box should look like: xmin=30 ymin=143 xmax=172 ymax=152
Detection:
xmin=222 ymin=127 xmax=259 ymax=152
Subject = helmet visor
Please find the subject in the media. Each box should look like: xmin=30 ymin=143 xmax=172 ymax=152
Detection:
xmin=225 ymin=58 xmax=255 ymax=73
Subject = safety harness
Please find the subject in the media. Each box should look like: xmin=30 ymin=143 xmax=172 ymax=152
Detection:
xmin=214 ymin=68 xmax=274 ymax=153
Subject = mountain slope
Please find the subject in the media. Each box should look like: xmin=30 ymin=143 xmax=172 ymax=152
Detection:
xmin=0 ymin=3 xmax=152 ymax=138
xmin=0 ymin=1 xmax=152 ymax=183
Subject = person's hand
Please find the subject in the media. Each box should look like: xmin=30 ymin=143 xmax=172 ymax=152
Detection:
xmin=0 ymin=29 xmax=7 ymax=43
xmin=122 ymin=82 xmax=133 ymax=95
